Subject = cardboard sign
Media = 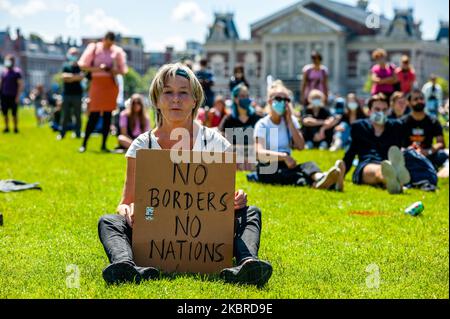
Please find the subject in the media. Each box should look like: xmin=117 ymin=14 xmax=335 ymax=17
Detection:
xmin=132 ymin=149 xmax=236 ymax=274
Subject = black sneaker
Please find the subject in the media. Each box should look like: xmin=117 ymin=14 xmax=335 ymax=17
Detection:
xmin=102 ymin=262 xmax=142 ymax=285
xmin=3 ymin=128 xmax=9 ymax=133
xmin=136 ymin=266 xmax=160 ymax=281
xmin=220 ymin=258 xmax=273 ymax=287
xmin=13 ymin=128 xmax=19 ymax=134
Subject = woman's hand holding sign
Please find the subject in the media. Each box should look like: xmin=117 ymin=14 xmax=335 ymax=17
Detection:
xmin=118 ymin=203 xmax=135 ymax=228
xmin=234 ymin=190 xmax=248 ymax=210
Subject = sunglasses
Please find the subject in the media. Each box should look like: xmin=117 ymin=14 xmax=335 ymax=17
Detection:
xmin=413 ymin=97 xmax=424 ymax=101
xmin=273 ymin=96 xmax=291 ymax=103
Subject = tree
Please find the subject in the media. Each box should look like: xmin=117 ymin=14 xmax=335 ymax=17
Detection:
xmin=123 ymin=67 xmax=143 ymax=97
xmin=140 ymin=67 xmax=158 ymax=93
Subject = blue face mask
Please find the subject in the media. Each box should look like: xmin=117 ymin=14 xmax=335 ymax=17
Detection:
xmin=239 ymin=98 xmax=252 ymax=112
xmin=312 ymin=99 xmax=323 ymax=108
xmin=67 ymin=55 xmax=78 ymax=63
xmin=272 ymin=100 xmax=286 ymax=116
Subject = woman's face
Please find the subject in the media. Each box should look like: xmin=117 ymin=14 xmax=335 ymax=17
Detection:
xmin=214 ymin=100 xmax=226 ymax=112
xmin=132 ymin=100 xmax=143 ymax=113
xmin=234 ymin=88 xmax=249 ymax=108
xmin=393 ymin=97 xmax=407 ymax=115
xmin=158 ymin=75 xmax=196 ymax=125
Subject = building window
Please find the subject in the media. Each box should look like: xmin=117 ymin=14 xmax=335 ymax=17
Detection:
xmin=293 ymin=43 xmax=306 ymax=78
xmin=328 ymin=42 xmax=335 ymax=80
xmin=211 ymin=54 xmax=225 ymax=78
xmin=276 ymin=43 xmax=289 ymax=77
xmin=244 ymin=53 xmax=257 ymax=79
xmin=357 ymin=51 xmax=371 ymax=78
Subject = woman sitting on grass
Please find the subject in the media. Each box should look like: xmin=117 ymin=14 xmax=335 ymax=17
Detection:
xmin=116 ymin=94 xmax=150 ymax=151
xmin=252 ymin=80 xmax=345 ymax=191
xmin=97 ymin=63 xmax=273 ymax=287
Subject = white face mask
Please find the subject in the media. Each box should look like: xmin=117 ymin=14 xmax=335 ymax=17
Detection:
xmin=370 ymin=111 xmax=387 ymax=126
xmin=4 ymin=60 xmax=12 ymax=68
xmin=347 ymin=102 xmax=358 ymax=111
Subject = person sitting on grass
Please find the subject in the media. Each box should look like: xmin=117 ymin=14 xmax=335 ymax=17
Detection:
xmin=342 ymin=93 xmax=411 ymax=194
xmin=219 ymin=84 xmax=262 ymax=170
xmin=301 ymin=89 xmax=339 ymax=150
xmin=116 ymin=94 xmax=150 ymax=151
xmin=388 ymin=91 xmax=409 ymax=120
xmin=330 ymin=93 xmax=367 ymax=152
xmin=252 ymin=80 xmax=345 ymax=191
xmin=97 ymin=63 xmax=273 ymax=287
xmin=401 ymin=89 xmax=448 ymax=172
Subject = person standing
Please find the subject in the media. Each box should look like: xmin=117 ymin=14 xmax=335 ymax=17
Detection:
xmin=195 ymin=58 xmax=215 ymax=108
xmin=300 ymin=51 xmax=329 ymax=106
xmin=77 ymin=31 xmax=128 ymax=153
xmin=58 ymin=47 xmax=84 ymax=140
xmin=395 ymin=55 xmax=416 ymax=95
xmin=0 ymin=55 xmax=24 ymax=133
xmin=370 ymin=48 xmax=398 ymax=101
xmin=422 ymin=74 xmax=443 ymax=118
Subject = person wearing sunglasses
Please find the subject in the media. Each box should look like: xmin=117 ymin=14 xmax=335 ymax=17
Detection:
xmin=116 ymin=94 xmax=150 ymax=150
xmin=300 ymin=51 xmax=329 ymax=106
xmin=252 ymin=80 xmax=345 ymax=191
xmin=401 ymin=89 xmax=448 ymax=171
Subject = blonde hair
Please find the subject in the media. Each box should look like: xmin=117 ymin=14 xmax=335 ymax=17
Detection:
xmin=372 ymin=48 xmax=387 ymax=60
xmin=265 ymin=80 xmax=293 ymax=112
xmin=308 ymin=89 xmax=325 ymax=103
xmin=149 ymin=63 xmax=204 ymax=127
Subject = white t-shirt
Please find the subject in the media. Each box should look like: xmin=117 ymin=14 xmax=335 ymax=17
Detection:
xmin=125 ymin=122 xmax=232 ymax=158
xmin=254 ymin=115 xmax=300 ymax=155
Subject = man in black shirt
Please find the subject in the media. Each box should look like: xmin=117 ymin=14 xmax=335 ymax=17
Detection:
xmin=58 ymin=47 xmax=84 ymax=139
xmin=343 ymin=93 xmax=410 ymax=194
xmin=401 ymin=89 xmax=448 ymax=170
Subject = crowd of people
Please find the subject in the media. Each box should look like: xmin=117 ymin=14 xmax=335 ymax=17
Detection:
xmin=1 ymin=32 xmax=449 ymax=286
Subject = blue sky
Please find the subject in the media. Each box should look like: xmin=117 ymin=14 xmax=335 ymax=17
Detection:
xmin=1 ymin=0 xmax=448 ymax=51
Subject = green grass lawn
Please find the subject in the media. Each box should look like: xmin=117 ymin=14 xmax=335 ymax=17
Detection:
xmin=0 ymin=108 xmax=448 ymax=299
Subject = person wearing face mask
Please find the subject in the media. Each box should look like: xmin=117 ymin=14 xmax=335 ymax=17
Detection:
xmin=401 ymin=89 xmax=448 ymax=171
xmin=57 ymin=47 xmax=84 ymax=140
xmin=370 ymin=48 xmax=399 ymax=102
xmin=252 ymin=80 xmax=345 ymax=190
xmin=343 ymin=93 xmax=411 ymax=194
xmin=330 ymin=93 xmax=367 ymax=152
xmin=388 ymin=91 xmax=409 ymax=120
xmin=219 ymin=84 xmax=262 ymax=170
xmin=302 ymin=89 xmax=340 ymax=150
xmin=0 ymin=55 xmax=24 ymax=133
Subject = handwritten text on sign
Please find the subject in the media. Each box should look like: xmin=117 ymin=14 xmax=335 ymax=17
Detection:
xmin=132 ymin=150 xmax=235 ymax=274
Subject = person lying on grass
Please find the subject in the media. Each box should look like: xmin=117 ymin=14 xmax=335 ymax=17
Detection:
xmin=98 ymin=63 xmax=273 ymax=287
xmin=252 ymin=80 xmax=345 ymax=191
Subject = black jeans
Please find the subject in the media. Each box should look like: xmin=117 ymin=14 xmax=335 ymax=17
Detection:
xmin=98 ymin=206 xmax=262 ymax=268
xmin=82 ymin=111 xmax=112 ymax=149
xmin=256 ymin=161 xmax=322 ymax=186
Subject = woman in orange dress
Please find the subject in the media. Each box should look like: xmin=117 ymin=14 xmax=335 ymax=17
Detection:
xmin=78 ymin=31 xmax=128 ymax=152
